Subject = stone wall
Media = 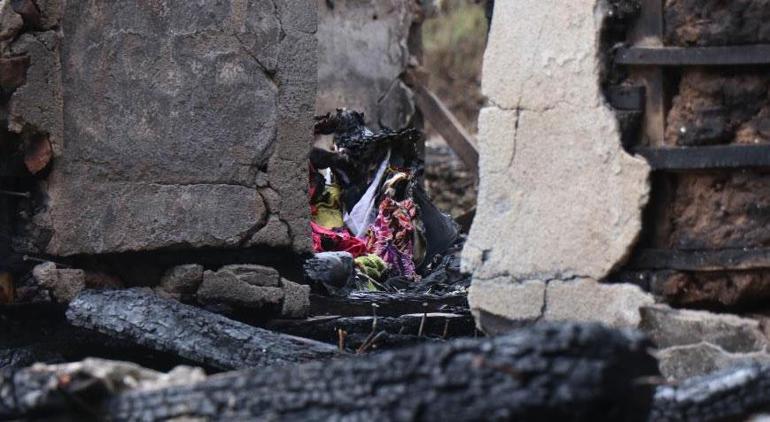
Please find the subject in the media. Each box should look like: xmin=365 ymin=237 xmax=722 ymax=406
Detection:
xmin=462 ymin=0 xmax=652 ymax=333
xmin=2 ymin=0 xmax=316 ymax=259
xmin=315 ymin=0 xmax=420 ymax=130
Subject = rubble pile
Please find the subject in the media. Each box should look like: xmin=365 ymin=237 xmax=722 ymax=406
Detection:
xmin=1 ymin=323 xmax=660 ymax=421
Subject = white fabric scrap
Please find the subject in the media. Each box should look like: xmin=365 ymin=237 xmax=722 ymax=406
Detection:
xmin=344 ymin=149 xmax=391 ymax=238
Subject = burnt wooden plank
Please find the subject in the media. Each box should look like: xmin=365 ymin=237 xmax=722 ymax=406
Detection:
xmin=629 ymin=248 xmax=770 ymax=271
xmin=310 ymin=292 xmax=468 ymax=317
xmin=411 ymin=82 xmax=479 ymax=174
xmin=266 ymin=312 xmax=476 ymax=346
xmin=617 ymin=45 xmax=770 ymax=66
xmin=635 ymin=145 xmax=770 ymax=170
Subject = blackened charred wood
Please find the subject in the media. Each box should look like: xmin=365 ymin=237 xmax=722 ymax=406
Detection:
xmin=630 ymin=247 xmax=770 ymax=272
xmin=310 ymin=291 xmax=468 ymax=317
xmin=66 ymin=289 xmax=339 ymax=370
xmin=106 ymin=323 xmax=657 ymax=421
xmin=651 ymin=364 xmax=770 ymax=421
xmin=265 ymin=312 xmax=476 ymax=350
xmin=1 ymin=303 xmax=197 ymax=372
xmin=635 ymin=145 xmax=770 ymax=171
xmin=616 ymin=45 xmax=770 ymax=66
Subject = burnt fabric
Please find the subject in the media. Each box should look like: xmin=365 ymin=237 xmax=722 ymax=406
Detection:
xmin=309 ymin=110 xmax=458 ymax=286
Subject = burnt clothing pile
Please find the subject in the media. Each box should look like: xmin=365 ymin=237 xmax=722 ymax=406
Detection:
xmin=308 ymin=110 xmax=461 ymax=294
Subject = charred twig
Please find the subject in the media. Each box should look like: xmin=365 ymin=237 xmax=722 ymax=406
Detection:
xmin=337 ymin=329 xmax=347 ymax=353
xmin=0 ymin=190 xmax=30 ymax=199
xmin=418 ymin=303 xmax=428 ymax=337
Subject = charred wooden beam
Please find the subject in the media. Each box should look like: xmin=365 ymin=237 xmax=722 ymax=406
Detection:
xmin=651 ymin=364 xmax=770 ymax=421
xmin=266 ymin=312 xmax=476 ymax=347
xmin=66 ymin=289 xmax=339 ymax=370
xmin=0 ymin=323 xmax=658 ymax=421
xmin=617 ymin=45 xmax=770 ymax=66
xmin=0 ymin=302 xmax=198 ymax=372
xmin=107 ymin=324 xmax=657 ymax=421
xmin=310 ymin=291 xmax=468 ymax=317
xmin=635 ymin=145 xmax=770 ymax=171
xmin=406 ymin=76 xmax=479 ymax=174
xmin=629 ymin=248 xmax=770 ymax=272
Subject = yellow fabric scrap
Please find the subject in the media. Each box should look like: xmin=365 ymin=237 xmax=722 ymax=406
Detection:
xmin=312 ymin=184 xmax=345 ymax=229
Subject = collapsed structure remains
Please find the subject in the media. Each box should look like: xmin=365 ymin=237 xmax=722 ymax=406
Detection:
xmin=4 ymin=0 xmax=770 ymax=420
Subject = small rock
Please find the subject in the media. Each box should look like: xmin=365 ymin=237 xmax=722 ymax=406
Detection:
xmin=303 ymin=252 xmax=354 ymax=291
xmin=280 ymin=278 xmax=310 ymax=319
xmin=158 ymin=264 xmax=204 ymax=298
xmin=197 ymin=269 xmax=283 ymax=309
xmin=218 ymin=264 xmax=281 ymax=287
xmin=32 ymin=262 xmax=86 ymax=303
xmin=656 ymin=342 xmax=770 ymax=381
xmin=0 ymin=0 xmax=23 ymax=44
xmin=468 ymin=278 xmax=545 ymax=334
xmin=544 ymin=279 xmax=655 ymax=328
xmin=640 ymin=305 xmax=769 ymax=353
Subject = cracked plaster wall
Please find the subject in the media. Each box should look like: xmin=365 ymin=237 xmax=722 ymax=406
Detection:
xmin=6 ymin=0 xmax=316 ymax=256
xmin=463 ymin=0 xmax=652 ymax=332
xmin=315 ymin=0 xmax=419 ymax=130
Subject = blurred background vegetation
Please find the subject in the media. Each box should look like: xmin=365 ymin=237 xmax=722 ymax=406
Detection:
xmin=421 ymin=0 xmax=488 ymax=218
xmin=422 ymin=0 xmax=488 ymax=134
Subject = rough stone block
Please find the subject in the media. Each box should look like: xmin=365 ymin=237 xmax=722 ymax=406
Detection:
xmin=198 ymin=269 xmax=284 ymax=310
xmin=6 ymin=31 xmax=63 ymax=149
xmin=281 ymin=278 xmax=310 ymax=319
xmin=46 ymin=183 xmax=266 ymax=255
xmin=13 ymin=0 xmax=316 ymax=256
xmin=640 ymin=305 xmax=769 ymax=353
xmin=158 ymin=264 xmax=204 ymax=298
xmin=544 ymin=280 xmax=655 ymax=328
xmin=656 ymin=342 xmax=770 ymax=381
xmin=218 ymin=264 xmax=281 ymax=288
xmin=468 ymin=278 xmax=545 ymax=329
xmin=0 ymin=0 xmax=22 ymax=46
xmin=464 ymin=0 xmax=650 ymax=328
xmin=32 ymin=262 xmax=85 ymax=303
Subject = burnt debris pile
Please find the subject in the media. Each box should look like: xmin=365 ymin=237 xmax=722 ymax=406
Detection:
xmin=307 ymin=110 xmax=465 ymax=295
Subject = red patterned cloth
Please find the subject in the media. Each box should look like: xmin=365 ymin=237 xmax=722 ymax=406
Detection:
xmin=365 ymin=197 xmax=418 ymax=279
xmin=311 ymin=222 xmax=367 ymax=257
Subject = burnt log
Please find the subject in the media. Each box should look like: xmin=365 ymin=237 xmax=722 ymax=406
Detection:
xmin=652 ymin=364 xmax=770 ymax=421
xmin=104 ymin=323 xmax=657 ymax=421
xmin=66 ymin=289 xmax=339 ymax=370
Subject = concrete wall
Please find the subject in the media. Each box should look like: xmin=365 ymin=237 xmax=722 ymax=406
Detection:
xmin=4 ymin=0 xmax=316 ymax=257
xmin=315 ymin=0 xmax=419 ymax=130
xmin=462 ymin=0 xmax=653 ymax=333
